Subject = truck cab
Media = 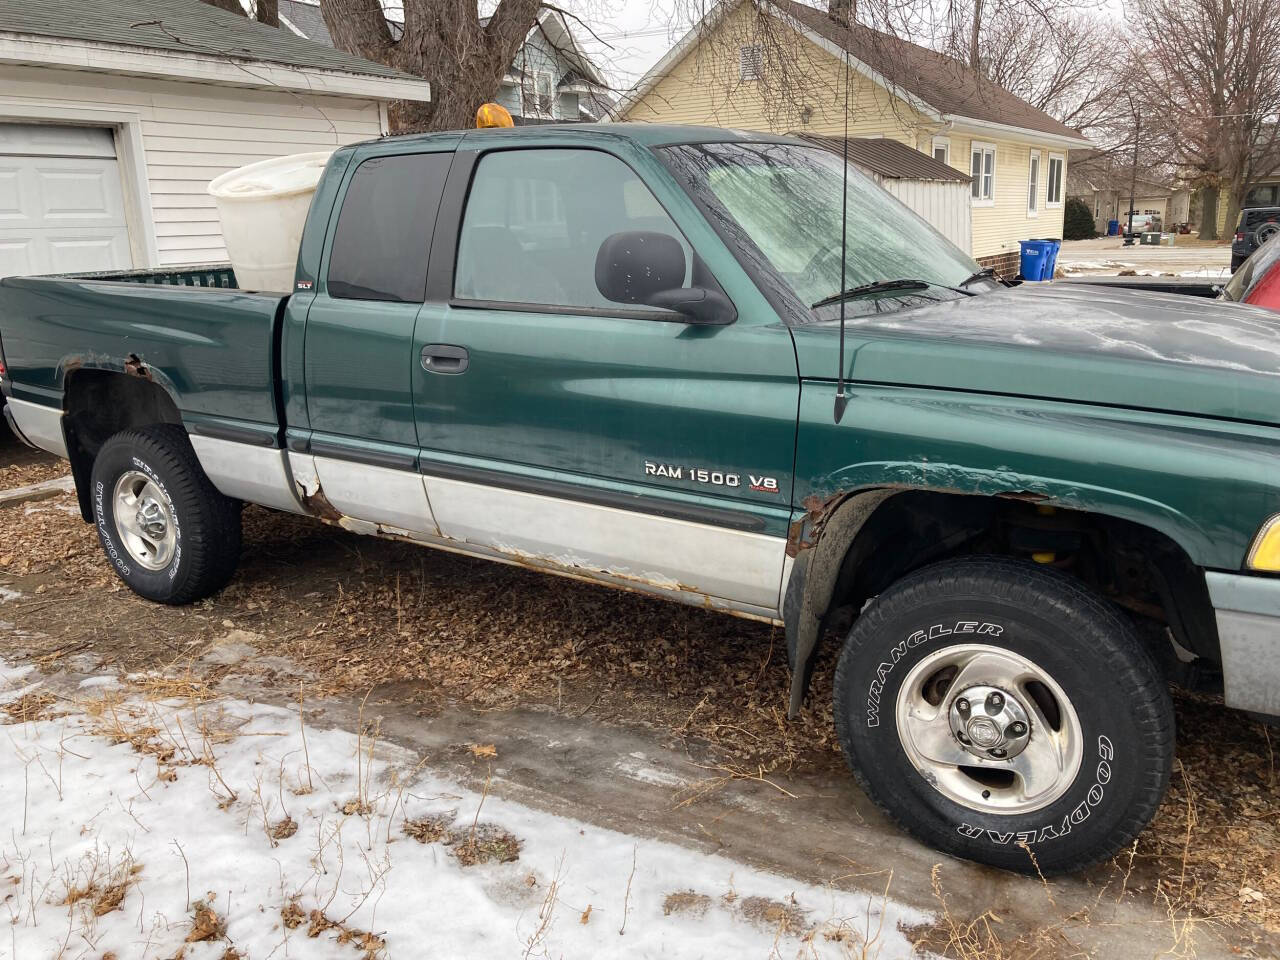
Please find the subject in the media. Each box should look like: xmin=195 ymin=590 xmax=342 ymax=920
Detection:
xmin=3 ymin=123 xmax=1280 ymax=876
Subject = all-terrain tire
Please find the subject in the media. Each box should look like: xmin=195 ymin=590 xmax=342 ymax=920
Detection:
xmin=90 ymin=424 xmax=241 ymax=604
xmin=832 ymin=556 xmax=1174 ymax=874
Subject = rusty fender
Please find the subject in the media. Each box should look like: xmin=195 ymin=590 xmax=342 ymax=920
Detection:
xmin=783 ymin=489 xmax=897 ymax=718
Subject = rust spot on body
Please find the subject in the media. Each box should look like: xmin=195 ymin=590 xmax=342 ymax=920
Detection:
xmin=302 ymin=487 xmax=343 ymax=522
xmin=787 ymin=491 xmax=847 ymax=557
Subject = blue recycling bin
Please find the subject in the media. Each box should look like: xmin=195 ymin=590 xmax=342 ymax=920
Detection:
xmin=1019 ymin=240 xmax=1052 ymax=280
xmin=1107 ymin=219 xmax=1120 ymax=236
xmin=1040 ymin=238 xmax=1062 ymax=277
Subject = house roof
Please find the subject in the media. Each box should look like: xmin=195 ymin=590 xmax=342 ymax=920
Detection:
xmin=791 ymin=132 xmax=971 ymax=182
xmin=618 ymin=0 xmax=1088 ymax=148
xmin=279 ymin=0 xmax=333 ymax=46
xmin=772 ymin=0 xmax=1085 ymax=143
xmin=0 ymin=0 xmax=417 ymax=82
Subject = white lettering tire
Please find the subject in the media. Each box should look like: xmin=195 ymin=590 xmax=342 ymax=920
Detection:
xmin=832 ymin=556 xmax=1174 ymax=874
xmin=90 ymin=425 xmax=242 ymax=605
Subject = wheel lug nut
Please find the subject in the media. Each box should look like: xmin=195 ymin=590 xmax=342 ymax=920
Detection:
xmin=989 ymin=747 xmax=1007 ymax=758
xmin=956 ymin=698 xmax=970 ymax=713
xmin=1007 ymin=722 xmax=1026 ymax=737
xmin=987 ymin=692 xmax=1003 ymax=710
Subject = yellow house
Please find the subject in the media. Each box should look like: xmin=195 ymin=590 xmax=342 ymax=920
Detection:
xmin=614 ymin=0 xmax=1092 ymax=276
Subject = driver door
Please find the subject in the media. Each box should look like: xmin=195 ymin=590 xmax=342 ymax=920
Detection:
xmin=411 ymin=144 xmax=799 ymax=613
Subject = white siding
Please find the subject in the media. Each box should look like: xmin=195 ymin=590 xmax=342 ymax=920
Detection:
xmin=867 ymin=175 xmax=973 ymax=255
xmin=0 ymin=64 xmax=386 ymax=267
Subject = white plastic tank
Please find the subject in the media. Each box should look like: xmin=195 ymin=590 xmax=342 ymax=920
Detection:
xmin=207 ymin=151 xmax=333 ymax=292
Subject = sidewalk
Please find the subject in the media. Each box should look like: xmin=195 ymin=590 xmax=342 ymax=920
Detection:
xmin=1058 ymin=235 xmax=1233 ymax=278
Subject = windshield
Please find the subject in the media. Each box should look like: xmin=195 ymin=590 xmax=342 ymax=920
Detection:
xmin=660 ymin=140 xmax=982 ymax=319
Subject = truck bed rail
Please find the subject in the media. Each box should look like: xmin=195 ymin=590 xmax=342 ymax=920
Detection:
xmin=47 ymin=264 xmax=239 ymax=289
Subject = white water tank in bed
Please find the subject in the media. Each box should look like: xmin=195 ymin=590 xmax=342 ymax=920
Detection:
xmin=208 ymin=152 xmax=333 ymax=292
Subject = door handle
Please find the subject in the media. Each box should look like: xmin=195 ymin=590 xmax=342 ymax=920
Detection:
xmin=421 ymin=343 xmax=469 ymax=375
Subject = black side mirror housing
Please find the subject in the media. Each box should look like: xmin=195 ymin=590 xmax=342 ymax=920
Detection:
xmin=595 ymin=231 xmax=735 ymax=325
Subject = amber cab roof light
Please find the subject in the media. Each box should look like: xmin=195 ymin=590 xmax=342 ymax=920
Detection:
xmin=476 ymin=103 xmax=514 ymax=129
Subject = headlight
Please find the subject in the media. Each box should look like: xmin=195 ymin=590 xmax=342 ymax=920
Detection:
xmin=1247 ymin=515 xmax=1280 ymax=571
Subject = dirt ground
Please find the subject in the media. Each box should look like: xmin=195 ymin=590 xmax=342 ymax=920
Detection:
xmin=1 ymin=430 xmax=1278 ymax=959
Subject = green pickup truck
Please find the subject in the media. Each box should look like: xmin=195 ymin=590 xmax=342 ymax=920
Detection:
xmin=2 ymin=124 xmax=1278 ymax=874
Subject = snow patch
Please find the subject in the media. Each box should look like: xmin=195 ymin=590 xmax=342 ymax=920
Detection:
xmin=0 ymin=686 xmax=927 ymax=957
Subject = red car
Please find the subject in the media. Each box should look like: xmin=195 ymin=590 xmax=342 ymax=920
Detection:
xmin=1223 ymin=228 xmax=1280 ymax=308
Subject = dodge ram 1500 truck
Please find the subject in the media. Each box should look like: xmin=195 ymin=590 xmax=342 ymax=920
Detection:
xmin=3 ymin=124 xmax=1279 ymax=875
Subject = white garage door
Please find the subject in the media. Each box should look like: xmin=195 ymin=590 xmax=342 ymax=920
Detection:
xmin=0 ymin=123 xmax=132 ymax=278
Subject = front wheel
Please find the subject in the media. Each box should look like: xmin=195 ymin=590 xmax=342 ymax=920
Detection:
xmin=90 ymin=424 xmax=241 ymax=604
xmin=832 ymin=557 xmax=1174 ymax=874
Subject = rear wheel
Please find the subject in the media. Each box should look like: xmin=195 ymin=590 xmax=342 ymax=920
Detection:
xmin=832 ymin=556 xmax=1174 ymax=874
xmin=90 ymin=424 xmax=241 ymax=604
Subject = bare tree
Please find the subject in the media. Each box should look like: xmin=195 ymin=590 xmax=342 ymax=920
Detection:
xmin=941 ymin=6 xmax=1125 ymax=137
xmin=1130 ymin=0 xmax=1280 ymax=239
xmin=199 ymin=0 xmax=279 ymax=27
xmin=320 ymin=0 xmax=609 ymax=131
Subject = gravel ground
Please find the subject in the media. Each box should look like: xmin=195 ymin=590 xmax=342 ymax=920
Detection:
xmin=1 ymin=437 xmax=1277 ymax=957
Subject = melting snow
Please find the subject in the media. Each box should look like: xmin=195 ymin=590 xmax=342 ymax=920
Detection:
xmin=0 ymin=663 xmax=927 ymax=958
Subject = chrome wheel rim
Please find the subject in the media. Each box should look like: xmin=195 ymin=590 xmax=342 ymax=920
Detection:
xmin=112 ymin=470 xmax=176 ymax=571
xmin=895 ymin=643 xmax=1083 ymax=815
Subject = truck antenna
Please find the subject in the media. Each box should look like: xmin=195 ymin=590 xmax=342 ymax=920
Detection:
xmin=833 ymin=33 xmax=852 ymax=425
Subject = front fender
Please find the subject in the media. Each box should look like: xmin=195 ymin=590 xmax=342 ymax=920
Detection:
xmin=794 ymin=385 xmax=1280 ymax=573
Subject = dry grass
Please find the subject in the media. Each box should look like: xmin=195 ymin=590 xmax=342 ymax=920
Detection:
xmin=902 ymin=866 xmax=1074 ymax=960
xmin=663 ymin=890 xmax=712 ymax=918
xmin=60 ymin=853 xmax=141 ymax=918
xmin=186 ymin=899 xmax=227 ymax=943
xmin=737 ymin=894 xmax=807 ymax=933
xmin=403 ymin=811 xmax=456 ymax=844
xmin=2 ymin=690 xmax=57 ymax=724
xmin=1096 ymin=693 xmax=1280 ymax=940
xmin=446 ymin=823 xmax=522 ymax=866
xmin=283 ymin=898 xmax=386 ymax=958
xmin=2 ymin=488 xmax=1280 ymax=948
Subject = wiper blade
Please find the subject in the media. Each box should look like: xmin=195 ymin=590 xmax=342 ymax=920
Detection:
xmin=959 ymin=267 xmax=997 ymax=288
xmin=811 ymin=278 xmax=929 ymax=309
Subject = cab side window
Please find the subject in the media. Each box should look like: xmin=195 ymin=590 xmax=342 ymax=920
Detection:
xmin=453 ymin=148 xmax=691 ymax=309
xmin=327 ymin=152 xmax=451 ymax=303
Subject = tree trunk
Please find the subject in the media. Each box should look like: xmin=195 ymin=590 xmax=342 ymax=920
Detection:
xmin=1199 ymin=185 xmax=1220 ymax=241
xmin=201 ymin=0 xmax=247 ymax=15
xmin=1222 ymin=188 xmax=1242 ymax=241
xmin=320 ymin=0 xmax=545 ymax=133
xmin=969 ymin=0 xmax=984 ymax=71
xmin=255 ymin=0 xmax=279 ymax=27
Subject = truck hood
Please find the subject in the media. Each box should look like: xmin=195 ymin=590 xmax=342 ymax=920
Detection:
xmin=793 ymin=282 xmax=1280 ymax=425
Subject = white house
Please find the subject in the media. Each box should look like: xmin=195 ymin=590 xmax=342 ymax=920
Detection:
xmin=0 ymin=0 xmax=432 ymax=278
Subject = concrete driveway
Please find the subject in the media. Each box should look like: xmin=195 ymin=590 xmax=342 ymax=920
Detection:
xmin=1058 ymin=235 xmax=1233 ymax=278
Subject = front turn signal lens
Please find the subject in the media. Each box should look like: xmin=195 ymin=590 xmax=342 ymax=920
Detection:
xmin=1247 ymin=515 xmax=1280 ymax=571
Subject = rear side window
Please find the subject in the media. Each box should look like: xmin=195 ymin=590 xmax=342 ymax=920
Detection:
xmin=453 ymin=148 xmax=691 ymax=309
xmin=327 ymin=152 xmax=451 ymax=302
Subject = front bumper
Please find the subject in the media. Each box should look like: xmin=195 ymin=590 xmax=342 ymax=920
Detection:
xmin=1206 ymin=572 xmax=1280 ymax=717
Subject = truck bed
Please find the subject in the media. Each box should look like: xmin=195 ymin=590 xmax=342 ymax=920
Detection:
xmin=0 ymin=263 xmax=287 ymax=433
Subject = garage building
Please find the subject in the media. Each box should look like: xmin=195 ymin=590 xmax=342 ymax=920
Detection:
xmin=0 ymin=0 xmax=431 ymax=278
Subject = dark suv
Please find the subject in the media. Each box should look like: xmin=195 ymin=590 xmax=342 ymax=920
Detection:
xmin=1231 ymin=206 xmax=1280 ymax=271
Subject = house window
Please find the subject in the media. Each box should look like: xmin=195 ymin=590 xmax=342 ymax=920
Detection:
xmin=1027 ymin=150 xmax=1040 ymax=216
xmin=970 ymin=142 xmax=995 ymax=203
xmin=534 ymin=71 xmax=555 ymax=117
xmin=739 ymin=44 xmax=763 ymax=81
xmin=1047 ymin=153 xmax=1064 ymax=206
xmin=931 ymin=137 xmax=950 ymax=165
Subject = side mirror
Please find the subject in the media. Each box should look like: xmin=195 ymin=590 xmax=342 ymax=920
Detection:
xmin=594 ymin=231 xmax=734 ymax=325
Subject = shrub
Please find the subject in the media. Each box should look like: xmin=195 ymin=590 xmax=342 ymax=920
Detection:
xmin=1063 ymin=197 xmax=1097 ymax=240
